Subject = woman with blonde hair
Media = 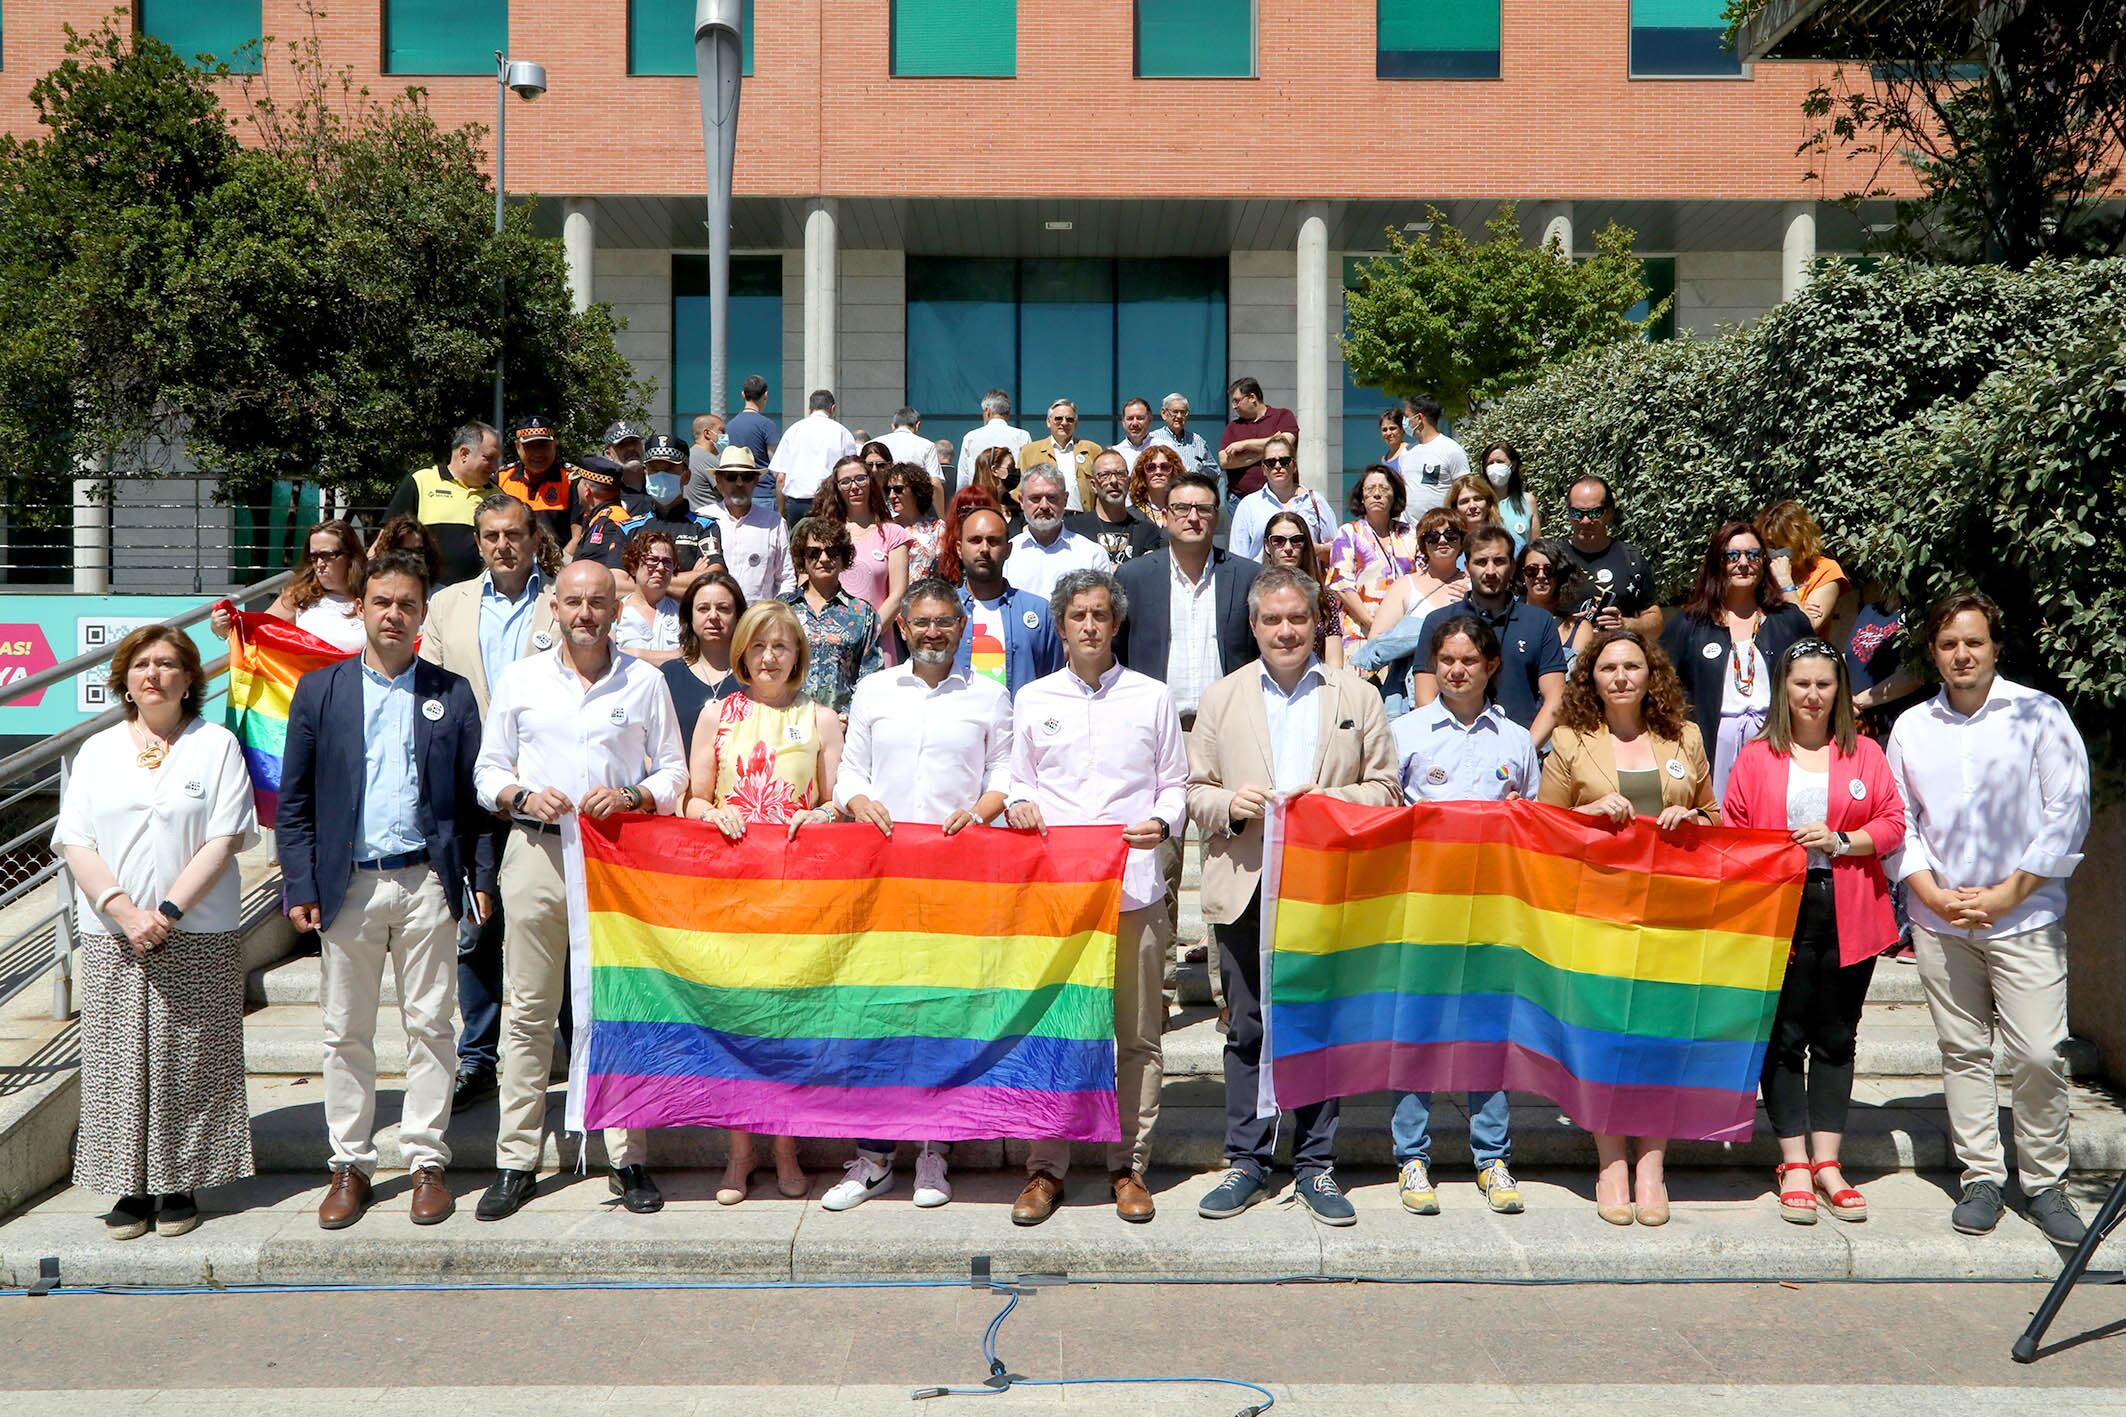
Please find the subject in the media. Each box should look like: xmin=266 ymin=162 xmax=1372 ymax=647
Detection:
xmin=1756 ymin=499 xmax=1850 ymax=633
xmin=1364 ymin=507 xmax=1470 ymax=643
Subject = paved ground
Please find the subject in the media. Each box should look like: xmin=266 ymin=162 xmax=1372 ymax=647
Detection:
xmin=7 ymin=1282 xmax=2126 ymax=1414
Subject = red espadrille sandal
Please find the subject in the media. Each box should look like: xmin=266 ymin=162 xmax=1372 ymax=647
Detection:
xmin=1775 ymin=1162 xmax=1818 ymax=1224
xmin=1810 ymin=1161 xmax=1867 ymax=1222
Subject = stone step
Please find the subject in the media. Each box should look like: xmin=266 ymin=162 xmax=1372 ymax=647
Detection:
xmin=6 ymin=1167 xmax=2120 ymax=1288
xmin=237 ymin=1072 xmax=2126 ymax=1176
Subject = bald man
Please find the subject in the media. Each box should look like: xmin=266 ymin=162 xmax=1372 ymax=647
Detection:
xmin=472 ymin=561 xmax=689 ymax=1221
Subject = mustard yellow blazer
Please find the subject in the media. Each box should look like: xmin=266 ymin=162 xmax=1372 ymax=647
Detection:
xmin=1538 ymin=722 xmax=1719 ymax=821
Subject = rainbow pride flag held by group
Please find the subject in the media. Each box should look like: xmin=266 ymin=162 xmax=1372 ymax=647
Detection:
xmin=562 ymin=814 xmax=1129 ymax=1142
xmin=1262 ymin=795 xmax=1806 ymax=1143
xmin=217 ymin=605 xmax=356 ymax=823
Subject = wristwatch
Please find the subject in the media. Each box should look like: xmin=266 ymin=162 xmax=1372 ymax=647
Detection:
xmin=1153 ymin=820 xmax=1172 ymax=843
xmin=621 ymin=785 xmax=643 ymax=811
xmin=156 ymin=900 xmax=185 ymax=922
xmin=1832 ymin=831 xmax=1851 ymax=857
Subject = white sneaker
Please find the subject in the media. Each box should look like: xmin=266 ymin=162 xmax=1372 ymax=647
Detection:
xmin=820 ymin=1154 xmax=894 ymax=1212
xmin=912 ymin=1147 xmax=952 ymax=1208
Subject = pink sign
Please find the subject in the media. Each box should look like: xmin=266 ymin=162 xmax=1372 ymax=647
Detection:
xmin=0 ymin=624 xmax=56 ymax=707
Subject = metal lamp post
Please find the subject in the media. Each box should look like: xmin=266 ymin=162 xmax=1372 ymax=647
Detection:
xmin=493 ymin=53 xmax=549 ymax=430
xmin=695 ymin=0 xmax=743 ymax=420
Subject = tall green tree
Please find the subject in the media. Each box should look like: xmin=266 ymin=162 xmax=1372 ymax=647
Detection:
xmin=1340 ymin=203 xmax=1661 ymax=419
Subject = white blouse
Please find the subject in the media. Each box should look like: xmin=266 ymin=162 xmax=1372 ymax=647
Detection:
xmin=52 ymin=719 xmax=261 ymax=933
xmin=294 ymin=594 xmax=366 ymax=652
xmin=612 ymin=597 xmax=682 ymax=653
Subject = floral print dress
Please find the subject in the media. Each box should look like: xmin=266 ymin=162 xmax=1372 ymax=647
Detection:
xmin=705 ymin=694 xmax=822 ymax=824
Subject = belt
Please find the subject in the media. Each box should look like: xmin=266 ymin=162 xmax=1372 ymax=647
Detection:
xmin=356 ymin=849 xmax=430 ymax=872
xmin=515 ymin=818 xmax=563 ymax=836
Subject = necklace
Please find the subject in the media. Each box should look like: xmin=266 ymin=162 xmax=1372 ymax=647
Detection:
xmin=130 ymin=721 xmax=174 ymax=769
xmin=1729 ymin=612 xmax=1762 ymax=695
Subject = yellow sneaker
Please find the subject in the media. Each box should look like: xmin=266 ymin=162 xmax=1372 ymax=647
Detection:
xmin=1477 ymin=1161 xmax=1525 ymax=1214
xmin=1398 ymin=1159 xmax=1440 ymax=1215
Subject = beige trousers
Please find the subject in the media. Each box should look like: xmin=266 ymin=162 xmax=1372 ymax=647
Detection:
xmin=1029 ymin=902 xmax=1169 ymax=1179
xmin=496 ymin=829 xmax=644 ymax=1172
xmin=320 ymin=865 xmax=458 ymax=1176
xmin=1912 ymin=922 xmax=2072 ymax=1193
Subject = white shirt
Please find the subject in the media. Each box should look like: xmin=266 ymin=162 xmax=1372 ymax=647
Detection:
xmin=1164 ymin=553 xmax=1223 ymax=717
xmin=1003 ymin=526 xmax=1113 ymax=604
xmin=53 ymin=719 xmax=260 ymax=933
xmin=1397 ymin=435 xmax=1470 ymax=516
xmin=295 ymin=594 xmax=366 ymax=652
xmin=1259 ymin=660 xmax=1326 ymax=793
xmin=1113 ymin=436 xmax=1156 ymax=473
xmin=474 ymin=646 xmax=688 ymax=814
xmin=1041 ymin=442 xmax=1088 ymax=512
xmin=1886 ymin=676 xmax=2091 ymax=939
xmin=1227 ymin=482 xmax=1337 ymax=563
xmin=767 ymin=409 xmax=859 ymax=501
xmin=881 ymin=426 xmax=944 ymax=486
xmin=711 ymin=500 xmax=795 ymax=603
xmin=1010 ymin=661 xmax=1188 ymax=912
xmin=957 ymin=417 xmax=1031 ymax=488
xmin=835 ymin=665 xmax=1012 ymax=823
xmin=612 ymin=597 xmax=682 ymax=653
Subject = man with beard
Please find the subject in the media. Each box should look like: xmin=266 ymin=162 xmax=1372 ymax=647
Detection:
xmin=1066 ymin=450 xmax=1161 ymax=564
xmin=1003 ymin=468 xmax=1112 ymax=603
xmin=953 ymin=505 xmax=1061 ymax=696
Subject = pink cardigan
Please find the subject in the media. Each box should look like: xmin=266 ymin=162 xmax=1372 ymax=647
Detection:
xmin=1722 ymin=736 xmax=1907 ymax=966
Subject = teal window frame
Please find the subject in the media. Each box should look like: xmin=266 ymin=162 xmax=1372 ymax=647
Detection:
xmin=1377 ymin=0 xmax=1499 ymax=80
xmin=1135 ymin=0 xmax=1255 ymax=80
xmin=383 ymin=0 xmax=508 ymax=77
xmin=629 ymin=0 xmax=755 ymax=77
xmin=672 ymin=254 xmax=784 ymax=440
xmin=139 ymin=0 xmax=263 ymax=74
xmin=1627 ymin=0 xmax=1744 ymax=79
xmin=891 ymin=0 xmax=1016 ymax=78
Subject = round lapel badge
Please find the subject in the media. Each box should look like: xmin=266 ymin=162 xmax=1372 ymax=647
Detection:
xmin=1022 ymin=610 xmax=1040 ymax=629
xmin=532 ymin=630 xmax=554 ymax=650
xmin=1042 ymin=716 xmax=1062 ymax=736
xmin=1849 ymin=778 xmax=1868 ymax=801
xmin=183 ymin=778 xmax=206 ymax=798
xmin=1702 ymin=641 xmax=1723 ymax=659
xmin=1595 ymin=568 xmax=1614 ymax=584
xmin=873 ymin=547 xmax=887 ymax=562
xmin=748 ymin=552 xmax=761 ymax=566
xmin=1665 ymin=758 xmax=1687 ymax=780
xmin=421 ymin=699 xmax=445 ymax=721
xmin=1425 ymin=765 xmax=1449 ymax=785
xmin=608 ymin=705 xmax=626 ymax=726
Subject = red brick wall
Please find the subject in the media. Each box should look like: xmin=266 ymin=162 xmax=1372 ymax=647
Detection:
xmin=0 ymin=2 xmax=1851 ymax=199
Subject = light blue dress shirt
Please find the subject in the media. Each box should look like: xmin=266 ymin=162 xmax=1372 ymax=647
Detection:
xmin=478 ymin=568 xmax=543 ymax=702
xmin=356 ymin=658 xmax=426 ymax=861
xmin=1391 ymin=698 xmax=1539 ymax=803
xmin=1259 ymin=659 xmax=1326 ymax=793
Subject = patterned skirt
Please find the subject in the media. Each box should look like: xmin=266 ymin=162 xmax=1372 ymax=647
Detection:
xmin=73 ymin=928 xmax=254 ymax=1198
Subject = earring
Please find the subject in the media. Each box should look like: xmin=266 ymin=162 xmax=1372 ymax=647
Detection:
xmin=123 ymin=691 xmax=135 ymax=703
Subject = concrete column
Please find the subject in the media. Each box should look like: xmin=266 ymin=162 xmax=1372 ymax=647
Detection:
xmin=72 ymin=467 xmax=108 ymax=595
xmin=1781 ymin=201 xmax=1818 ymax=301
xmin=1294 ymin=208 xmax=1332 ymax=500
xmin=1531 ymin=200 xmax=1574 ymax=260
xmin=803 ymin=198 xmax=839 ymax=397
xmin=562 ymin=199 xmax=595 ymax=314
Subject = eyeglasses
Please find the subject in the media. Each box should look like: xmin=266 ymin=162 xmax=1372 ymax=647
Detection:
xmin=1421 ymin=530 xmax=1464 ymax=546
xmin=308 ymin=549 xmax=349 ymax=563
xmin=904 ymin=616 xmax=961 ymax=632
xmin=637 ymin=555 xmax=677 ymax=569
xmin=1265 ymin=533 xmax=1309 ymax=550
xmin=1566 ymin=506 xmax=1606 ymax=521
xmin=1167 ymin=502 xmax=1217 ymax=521
xmin=861 ymin=459 xmax=889 ymax=471
xmin=1262 ymin=456 xmax=1295 ymax=469
xmin=1724 ymin=548 xmax=1766 ymax=564
xmin=801 ymin=546 xmax=841 ymax=563
xmin=836 ymin=477 xmax=869 ymax=491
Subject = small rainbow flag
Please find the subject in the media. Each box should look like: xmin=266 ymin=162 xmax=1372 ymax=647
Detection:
xmin=1263 ymin=795 xmax=1804 ymax=1142
xmin=562 ymin=814 xmax=1128 ymax=1141
xmin=218 ymin=606 xmax=356 ymax=823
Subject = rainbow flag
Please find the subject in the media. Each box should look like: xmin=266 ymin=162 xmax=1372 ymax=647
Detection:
xmin=562 ymin=814 xmax=1129 ymax=1141
xmin=1263 ymin=795 xmax=1804 ymax=1142
xmin=218 ymin=606 xmax=356 ymax=823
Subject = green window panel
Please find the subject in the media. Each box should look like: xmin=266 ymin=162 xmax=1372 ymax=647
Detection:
xmin=673 ymin=254 xmax=784 ymax=437
xmin=1136 ymin=0 xmax=1254 ymax=79
xmin=139 ymin=0 xmax=263 ymax=73
xmin=892 ymin=0 xmax=1015 ymax=78
xmin=1629 ymin=0 xmax=1742 ymax=77
xmin=1377 ymin=0 xmax=1498 ymax=80
xmin=630 ymin=0 xmax=754 ymax=76
xmin=1623 ymin=256 xmax=1677 ymax=341
xmin=384 ymin=0 xmax=507 ymax=77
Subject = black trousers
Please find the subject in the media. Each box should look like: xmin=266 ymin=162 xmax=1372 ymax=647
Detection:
xmin=1218 ymin=891 xmax=1340 ymax=1179
xmin=1761 ymin=872 xmax=1877 ymax=1138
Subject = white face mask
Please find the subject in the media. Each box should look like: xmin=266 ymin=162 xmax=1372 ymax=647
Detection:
xmin=1484 ymin=462 xmax=1512 ymax=490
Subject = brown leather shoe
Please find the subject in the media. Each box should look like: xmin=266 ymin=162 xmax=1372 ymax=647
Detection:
xmin=318 ymin=1165 xmax=371 ymax=1230
xmin=1011 ymin=1170 xmax=1065 ymax=1226
xmin=1111 ymin=1168 xmax=1155 ymax=1223
xmin=409 ymin=1165 xmax=455 ymax=1225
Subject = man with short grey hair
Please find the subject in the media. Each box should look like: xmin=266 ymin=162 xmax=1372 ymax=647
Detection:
xmin=881 ymin=405 xmax=944 ymax=489
xmin=956 ymin=387 xmax=1029 ymax=491
xmin=382 ymin=421 xmax=504 ymax=584
xmin=1148 ymin=392 xmax=1212 ymax=474
xmin=1004 ymin=467 xmax=1113 ymax=603
xmin=1020 ymin=398 xmax=1105 ymax=511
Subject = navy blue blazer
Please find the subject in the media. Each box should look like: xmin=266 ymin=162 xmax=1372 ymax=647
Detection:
xmin=1114 ymin=547 xmax=1262 ymax=686
xmin=276 ymin=656 xmax=498 ymax=931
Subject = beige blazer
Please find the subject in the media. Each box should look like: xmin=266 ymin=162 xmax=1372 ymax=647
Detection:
xmin=420 ymin=574 xmax=559 ymax=719
xmin=1185 ymin=663 xmax=1401 ymax=926
xmin=1538 ymin=722 xmax=1719 ymax=820
xmin=1018 ymin=436 xmax=1105 ymax=511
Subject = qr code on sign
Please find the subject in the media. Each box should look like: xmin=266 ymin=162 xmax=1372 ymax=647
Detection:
xmin=76 ymin=617 xmax=162 ymax=712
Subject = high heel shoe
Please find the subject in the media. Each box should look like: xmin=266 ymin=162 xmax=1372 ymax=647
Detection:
xmin=1634 ymin=1180 xmax=1670 ymax=1227
xmin=717 ymin=1160 xmax=755 ymax=1206
xmin=1598 ymin=1201 xmax=1634 ymax=1226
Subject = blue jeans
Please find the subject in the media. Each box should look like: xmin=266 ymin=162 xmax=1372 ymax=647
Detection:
xmin=1392 ymin=1090 xmax=1511 ymax=1168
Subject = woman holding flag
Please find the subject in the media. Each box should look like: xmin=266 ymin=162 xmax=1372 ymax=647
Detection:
xmin=208 ymin=519 xmax=368 ymax=653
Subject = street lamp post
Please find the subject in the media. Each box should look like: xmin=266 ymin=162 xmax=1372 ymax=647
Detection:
xmin=493 ymin=53 xmax=549 ymax=430
xmin=695 ymin=0 xmax=743 ymax=420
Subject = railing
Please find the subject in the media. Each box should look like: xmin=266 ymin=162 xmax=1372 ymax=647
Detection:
xmin=0 ymin=571 xmax=293 ymax=1020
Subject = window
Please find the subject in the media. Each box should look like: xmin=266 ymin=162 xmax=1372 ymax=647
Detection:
xmin=892 ymin=0 xmax=1015 ymax=78
xmin=673 ymin=254 xmax=783 ymax=439
xmin=1628 ymin=0 xmax=1743 ymax=78
xmin=139 ymin=0 xmax=262 ymax=73
xmin=906 ymin=257 xmax=1226 ymax=454
xmin=630 ymin=0 xmax=754 ymax=77
xmin=1377 ymin=0 xmax=1499 ymax=80
xmin=384 ymin=0 xmax=507 ymax=77
xmin=1136 ymin=0 xmax=1254 ymax=79
xmin=1625 ymin=257 xmax=1677 ymax=341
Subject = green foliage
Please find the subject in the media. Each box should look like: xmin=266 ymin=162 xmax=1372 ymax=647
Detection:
xmin=1340 ymin=204 xmax=1661 ymax=420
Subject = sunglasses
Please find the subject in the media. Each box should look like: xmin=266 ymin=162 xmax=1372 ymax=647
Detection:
xmin=719 ymin=472 xmax=761 ymax=484
xmin=1724 ymin=548 xmax=1766 ymax=564
xmin=801 ymin=546 xmax=842 ymax=563
xmin=861 ymin=459 xmax=889 ymax=470
xmin=1265 ymin=533 xmax=1309 ymax=550
xmin=1521 ymin=564 xmax=1556 ymax=581
xmin=1566 ymin=506 xmax=1606 ymax=521
xmin=1262 ymin=456 xmax=1295 ymax=469
xmin=1421 ymin=530 xmax=1464 ymax=546
xmin=308 ymin=548 xmax=350 ymax=563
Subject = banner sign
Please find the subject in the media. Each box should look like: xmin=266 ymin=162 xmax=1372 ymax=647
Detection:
xmin=0 ymin=594 xmax=225 ymax=736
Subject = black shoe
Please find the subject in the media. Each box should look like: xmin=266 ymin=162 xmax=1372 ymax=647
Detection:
xmin=155 ymin=1191 xmax=201 ymax=1237
xmin=451 ymin=1068 xmax=499 ymax=1115
xmin=476 ymin=1168 xmax=538 ymax=1222
xmin=609 ymin=1164 xmax=664 ymax=1214
xmin=1952 ymin=1180 xmax=2004 ymax=1235
xmin=2027 ymin=1186 xmax=2088 ymax=1245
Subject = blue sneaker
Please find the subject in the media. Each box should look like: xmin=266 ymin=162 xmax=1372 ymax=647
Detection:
xmin=1197 ymin=1167 xmax=1268 ymax=1219
xmin=1297 ymin=1171 xmax=1357 ymax=1227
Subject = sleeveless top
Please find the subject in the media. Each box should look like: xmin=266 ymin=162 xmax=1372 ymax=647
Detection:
xmin=707 ymin=693 xmax=822 ymax=824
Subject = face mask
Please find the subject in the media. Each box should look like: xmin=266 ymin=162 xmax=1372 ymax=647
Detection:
xmin=1404 ymin=417 xmax=1423 ymax=442
xmin=715 ymin=433 xmax=730 ymax=452
xmin=1485 ymin=463 xmax=1512 ymax=490
xmin=646 ymin=472 xmax=682 ymax=504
